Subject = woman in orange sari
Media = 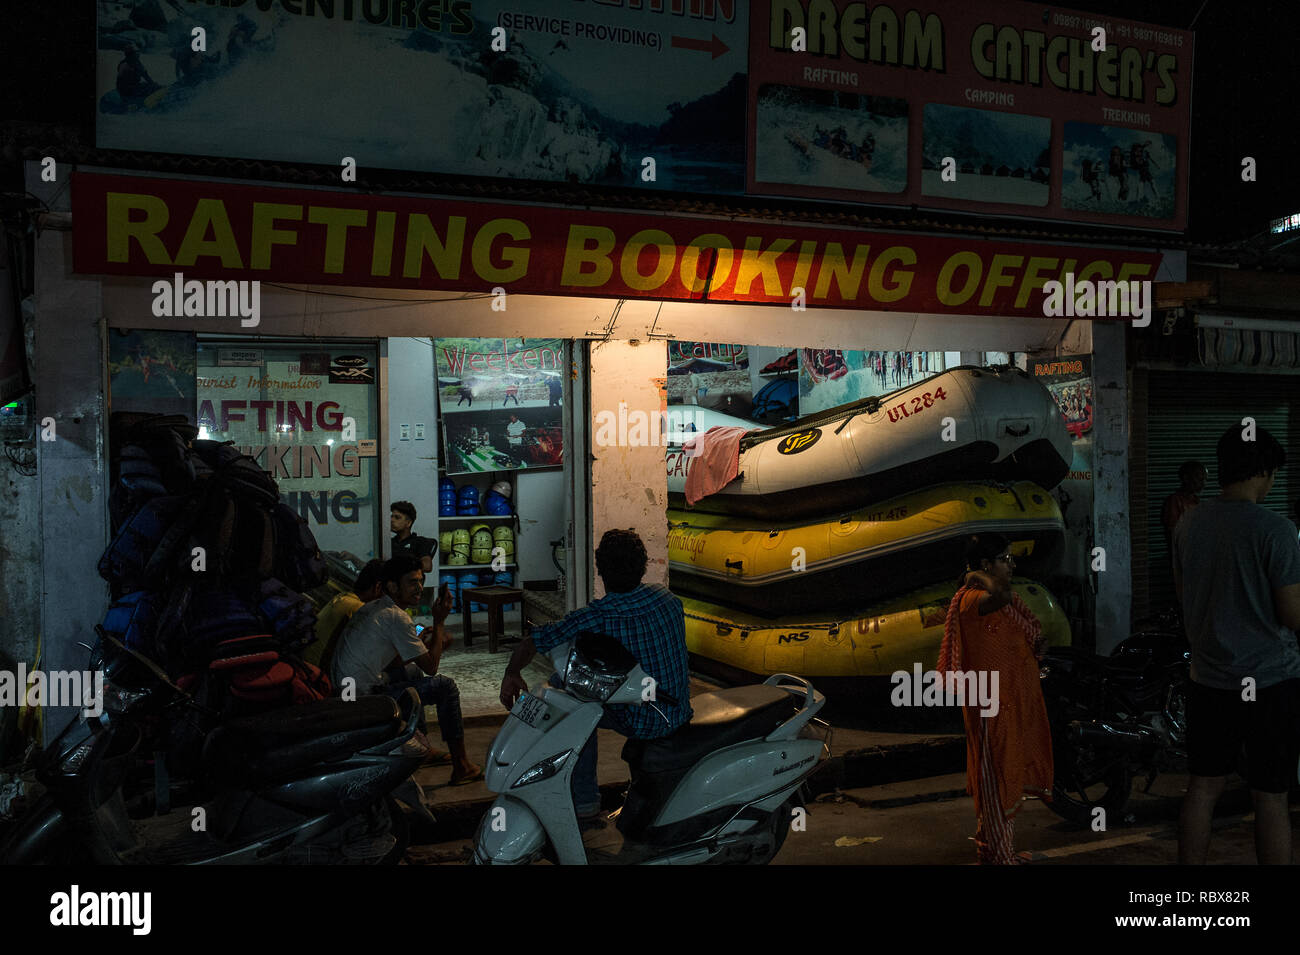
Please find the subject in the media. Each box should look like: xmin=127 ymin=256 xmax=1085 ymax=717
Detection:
xmin=937 ymin=533 xmax=1054 ymax=864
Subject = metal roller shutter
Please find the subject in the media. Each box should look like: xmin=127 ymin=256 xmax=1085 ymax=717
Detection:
xmin=1133 ymin=369 xmax=1300 ymax=620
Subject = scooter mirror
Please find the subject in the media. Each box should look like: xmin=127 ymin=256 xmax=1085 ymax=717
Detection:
xmin=95 ymin=627 xmax=185 ymax=697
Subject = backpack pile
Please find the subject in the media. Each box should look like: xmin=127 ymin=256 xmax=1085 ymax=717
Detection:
xmin=97 ymin=413 xmax=332 ymax=728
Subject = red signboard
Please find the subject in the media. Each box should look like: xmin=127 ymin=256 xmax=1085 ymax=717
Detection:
xmin=748 ymin=0 xmax=1193 ymax=230
xmin=73 ymin=172 xmax=1161 ymax=318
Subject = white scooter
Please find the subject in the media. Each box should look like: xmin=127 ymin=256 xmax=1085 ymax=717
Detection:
xmin=473 ymin=632 xmax=831 ymax=865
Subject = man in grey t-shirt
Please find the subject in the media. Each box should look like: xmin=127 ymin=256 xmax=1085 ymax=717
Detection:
xmin=1173 ymin=423 xmax=1300 ymax=865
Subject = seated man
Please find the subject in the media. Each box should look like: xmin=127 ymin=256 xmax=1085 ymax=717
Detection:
xmin=303 ymin=558 xmax=384 ymax=670
xmin=499 ymin=529 xmax=693 ymax=821
xmin=333 ymin=556 xmax=482 ymax=784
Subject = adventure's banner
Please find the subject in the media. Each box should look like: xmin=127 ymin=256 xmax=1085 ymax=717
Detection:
xmin=73 ymin=172 xmax=1163 ymax=317
xmin=94 ymin=0 xmax=746 ymax=193
xmin=748 ymin=0 xmax=1193 ymax=230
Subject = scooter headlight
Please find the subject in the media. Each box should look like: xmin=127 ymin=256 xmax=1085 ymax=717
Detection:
xmin=563 ymin=654 xmax=623 ymax=702
xmin=512 ymin=750 xmax=573 ymax=789
xmin=562 ymin=633 xmax=637 ymax=702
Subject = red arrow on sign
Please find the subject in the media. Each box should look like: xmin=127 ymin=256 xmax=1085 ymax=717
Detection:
xmin=670 ymin=33 xmax=730 ymax=59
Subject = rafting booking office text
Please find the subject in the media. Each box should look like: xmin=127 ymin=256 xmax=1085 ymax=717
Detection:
xmin=77 ymin=174 xmax=1161 ymax=316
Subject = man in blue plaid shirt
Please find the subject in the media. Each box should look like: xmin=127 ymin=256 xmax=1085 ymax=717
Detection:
xmin=499 ymin=529 xmax=692 ymax=820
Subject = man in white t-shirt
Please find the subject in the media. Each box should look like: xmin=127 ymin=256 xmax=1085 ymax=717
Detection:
xmin=332 ymin=555 xmax=482 ymax=784
xmin=505 ymin=414 xmax=527 ymax=464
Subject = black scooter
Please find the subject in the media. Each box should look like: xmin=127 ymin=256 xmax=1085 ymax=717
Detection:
xmin=1 ymin=632 xmax=425 ymax=864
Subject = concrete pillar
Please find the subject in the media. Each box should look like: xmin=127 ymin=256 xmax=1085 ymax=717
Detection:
xmin=1092 ymin=321 xmax=1130 ymax=653
xmin=586 ymin=340 xmax=669 ymax=599
xmin=34 ymin=229 xmax=109 ymax=744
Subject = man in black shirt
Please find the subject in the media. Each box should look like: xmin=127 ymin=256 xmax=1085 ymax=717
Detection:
xmin=390 ymin=501 xmax=435 ymax=574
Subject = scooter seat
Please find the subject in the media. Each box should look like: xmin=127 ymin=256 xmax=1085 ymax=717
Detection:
xmin=623 ymin=685 xmax=797 ymax=774
xmin=202 ymin=696 xmax=404 ymax=782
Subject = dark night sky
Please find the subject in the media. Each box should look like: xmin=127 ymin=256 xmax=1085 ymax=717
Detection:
xmin=5 ymin=0 xmax=1298 ymax=243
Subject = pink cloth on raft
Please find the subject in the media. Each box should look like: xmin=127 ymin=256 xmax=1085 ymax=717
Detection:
xmin=683 ymin=426 xmax=755 ymax=506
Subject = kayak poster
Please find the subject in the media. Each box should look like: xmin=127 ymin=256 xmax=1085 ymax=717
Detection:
xmin=435 ymin=338 xmax=566 ymax=475
xmin=799 ymin=350 xmax=946 ymax=417
xmin=1032 ymin=355 xmax=1094 ymax=579
xmin=94 ymin=0 xmax=746 ymax=193
xmin=747 ymin=0 xmax=1192 ymax=230
xmin=108 ymin=329 xmax=196 ymax=417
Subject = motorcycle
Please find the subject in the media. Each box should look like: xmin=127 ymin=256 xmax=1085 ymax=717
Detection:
xmin=473 ymin=632 xmax=831 ymax=865
xmin=0 ymin=631 xmax=427 ymax=865
xmin=1039 ymin=611 xmax=1189 ymax=826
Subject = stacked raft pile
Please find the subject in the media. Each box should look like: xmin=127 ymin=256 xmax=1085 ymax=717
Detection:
xmin=666 ymin=366 xmax=1075 ymax=678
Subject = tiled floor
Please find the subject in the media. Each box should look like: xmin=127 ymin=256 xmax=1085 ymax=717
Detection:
xmin=422 ymin=613 xmax=550 ymax=720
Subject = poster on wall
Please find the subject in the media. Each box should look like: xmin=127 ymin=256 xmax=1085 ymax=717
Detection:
xmin=436 ymin=338 xmax=565 ymax=474
xmin=666 ymin=341 xmax=753 ymax=417
xmin=195 ymin=344 xmax=380 ymax=558
xmin=94 ymin=0 xmax=746 ymax=193
xmin=108 ymin=329 xmax=196 ymax=417
xmin=1032 ymin=355 xmax=1094 ymax=575
xmin=748 ymin=0 xmax=1192 ymax=229
xmin=799 ymin=350 xmax=945 ymax=417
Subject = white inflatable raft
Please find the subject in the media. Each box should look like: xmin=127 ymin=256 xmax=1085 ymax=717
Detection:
xmin=666 ymin=366 xmax=1072 ymax=520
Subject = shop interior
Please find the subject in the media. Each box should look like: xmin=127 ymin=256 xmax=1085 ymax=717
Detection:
xmin=107 ymin=315 xmax=1095 ymax=721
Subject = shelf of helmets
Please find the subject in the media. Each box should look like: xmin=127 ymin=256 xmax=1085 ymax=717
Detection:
xmin=436 ymin=471 xmax=519 ymax=570
xmin=434 ymin=469 xmax=521 ymax=621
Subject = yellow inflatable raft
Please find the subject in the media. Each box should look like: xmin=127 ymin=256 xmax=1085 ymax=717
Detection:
xmin=681 ymin=577 xmax=1071 ymax=678
xmin=668 ymin=481 xmax=1063 ymax=615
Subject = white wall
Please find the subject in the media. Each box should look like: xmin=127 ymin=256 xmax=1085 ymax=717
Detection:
xmin=103 ymin=284 xmax=1077 ymax=354
xmin=515 ymin=469 xmax=566 ymax=585
xmin=587 ymin=340 xmax=670 ymax=598
xmin=386 ymin=338 xmax=439 ymax=552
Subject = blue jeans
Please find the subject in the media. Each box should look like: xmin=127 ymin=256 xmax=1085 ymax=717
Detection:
xmin=549 ymin=673 xmax=624 ymax=815
xmin=385 ymin=674 xmax=465 ymax=743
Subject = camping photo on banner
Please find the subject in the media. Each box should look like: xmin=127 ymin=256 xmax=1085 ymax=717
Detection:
xmin=435 ymin=338 xmax=565 ymax=475
xmin=195 ymin=343 xmax=380 ymax=557
xmin=108 ymin=329 xmax=196 ymax=417
xmin=94 ymin=0 xmax=747 ymax=193
xmin=799 ymin=350 xmax=946 ymax=417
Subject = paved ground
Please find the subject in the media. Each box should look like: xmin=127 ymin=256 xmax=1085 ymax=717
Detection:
xmin=407 ymin=763 xmax=1291 ymax=867
xmin=409 ymin=623 xmax=1283 ymax=868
